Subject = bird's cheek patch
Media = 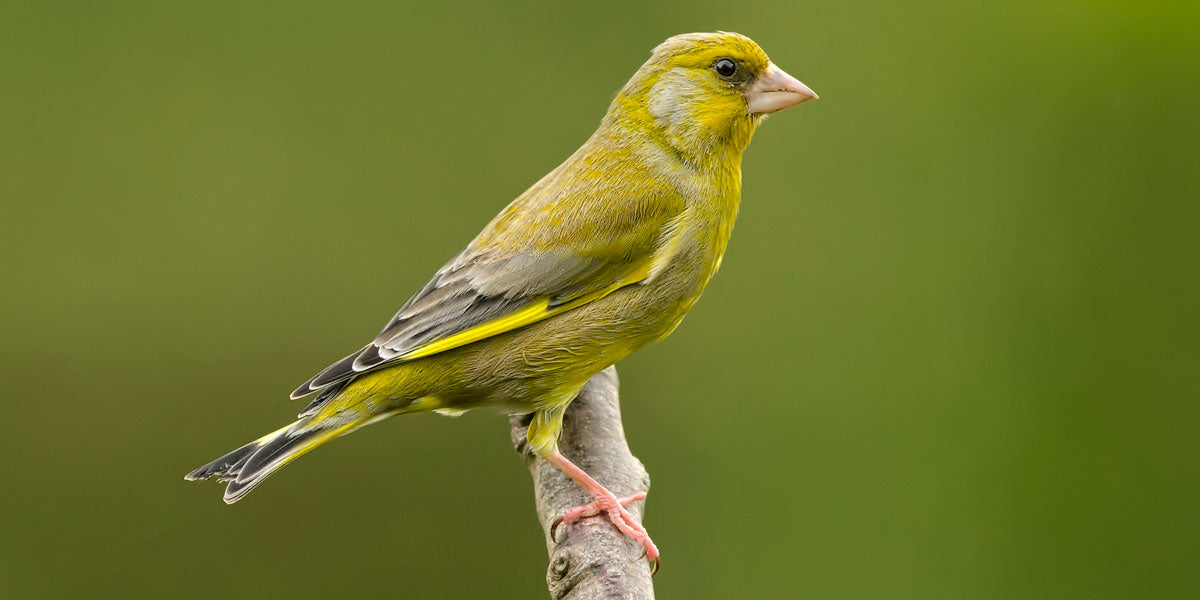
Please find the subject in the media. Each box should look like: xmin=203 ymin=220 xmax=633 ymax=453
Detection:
xmin=647 ymin=68 xmax=706 ymax=128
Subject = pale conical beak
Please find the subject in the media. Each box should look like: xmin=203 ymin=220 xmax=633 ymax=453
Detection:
xmin=745 ymin=62 xmax=818 ymax=114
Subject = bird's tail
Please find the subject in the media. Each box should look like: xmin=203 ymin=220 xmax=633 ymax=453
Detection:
xmin=185 ymin=411 xmax=394 ymax=504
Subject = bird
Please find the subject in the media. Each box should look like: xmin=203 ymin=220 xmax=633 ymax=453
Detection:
xmin=185 ymin=31 xmax=817 ymax=570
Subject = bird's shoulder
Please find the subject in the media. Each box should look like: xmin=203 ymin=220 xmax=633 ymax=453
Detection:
xmin=472 ymin=142 xmax=689 ymax=259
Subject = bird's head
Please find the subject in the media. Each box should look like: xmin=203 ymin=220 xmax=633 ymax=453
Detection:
xmin=609 ymin=32 xmax=817 ymax=166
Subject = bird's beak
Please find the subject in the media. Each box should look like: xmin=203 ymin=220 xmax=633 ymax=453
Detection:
xmin=745 ymin=62 xmax=818 ymax=115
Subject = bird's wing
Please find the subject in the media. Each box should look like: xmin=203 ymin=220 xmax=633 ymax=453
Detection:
xmin=290 ymin=187 xmax=686 ymax=400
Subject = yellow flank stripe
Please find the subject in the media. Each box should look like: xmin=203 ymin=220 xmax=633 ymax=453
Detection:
xmin=397 ymin=273 xmax=646 ymax=361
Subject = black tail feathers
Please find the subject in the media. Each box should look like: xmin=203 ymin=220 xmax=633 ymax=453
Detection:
xmin=184 ymin=440 xmax=257 ymax=483
xmin=185 ymin=415 xmax=377 ymax=504
xmin=184 ymin=422 xmax=311 ymax=504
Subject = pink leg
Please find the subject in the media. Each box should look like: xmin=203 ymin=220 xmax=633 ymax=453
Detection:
xmin=546 ymin=450 xmax=660 ymax=571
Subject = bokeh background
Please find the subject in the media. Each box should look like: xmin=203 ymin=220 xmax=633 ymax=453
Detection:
xmin=2 ymin=1 xmax=1197 ymax=598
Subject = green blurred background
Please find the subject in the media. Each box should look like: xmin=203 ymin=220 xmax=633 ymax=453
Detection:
xmin=2 ymin=1 xmax=1197 ymax=598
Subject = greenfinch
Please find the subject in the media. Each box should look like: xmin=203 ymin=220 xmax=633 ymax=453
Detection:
xmin=186 ymin=31 xmax=817 ymax=566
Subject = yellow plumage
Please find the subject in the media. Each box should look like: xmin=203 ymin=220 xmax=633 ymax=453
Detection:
xmin=186 ymin=31 xmax=817 ymax=564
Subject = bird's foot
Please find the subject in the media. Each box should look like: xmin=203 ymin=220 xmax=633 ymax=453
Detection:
xmin=561 ymin=491 xmax=646 ymax=524
xmin=543 ymin=450 xmax=660 ymax=573
xmin=551 ymin=490 xmax=660 ymax=574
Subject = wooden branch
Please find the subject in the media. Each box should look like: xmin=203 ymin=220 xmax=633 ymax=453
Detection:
xmin=510 ymin=366 xmax=656 ymax=600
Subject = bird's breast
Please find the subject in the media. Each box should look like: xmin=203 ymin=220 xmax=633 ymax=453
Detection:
xmin=635 ymin=201 xmax=737 ymax=335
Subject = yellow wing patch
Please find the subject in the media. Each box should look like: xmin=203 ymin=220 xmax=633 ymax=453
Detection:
xmin=398 ymin=300 xmax=552 ymax=360
xmin=396 ymin=267 xmax=651 ymax=361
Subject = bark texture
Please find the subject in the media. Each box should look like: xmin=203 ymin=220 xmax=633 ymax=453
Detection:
xmin=509 ymin=367 xmax=655 ymax=600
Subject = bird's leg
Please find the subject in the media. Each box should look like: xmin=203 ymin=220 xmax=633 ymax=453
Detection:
xmin=525 ymin=401 xmax=659 ymax=571
xmin=545 ymin=450 xmax=660 ymax=569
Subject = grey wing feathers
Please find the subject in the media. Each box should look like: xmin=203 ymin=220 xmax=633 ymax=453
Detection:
xmin=369 ymin=250 xmax=609 ymax=359
xmin=288 ymin=249 xmax=607 ymax=400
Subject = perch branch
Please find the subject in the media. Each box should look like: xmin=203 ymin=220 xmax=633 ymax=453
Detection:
xmin=510 ymin=366 xmax=655 ymax=600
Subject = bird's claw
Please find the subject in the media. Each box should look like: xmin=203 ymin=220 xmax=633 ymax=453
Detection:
xmin=638 ymin=545 xmax=660 ymax=575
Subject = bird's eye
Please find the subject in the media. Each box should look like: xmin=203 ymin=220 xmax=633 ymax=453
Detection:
xmin=714 ymin=58 xmax=737 ymax=78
